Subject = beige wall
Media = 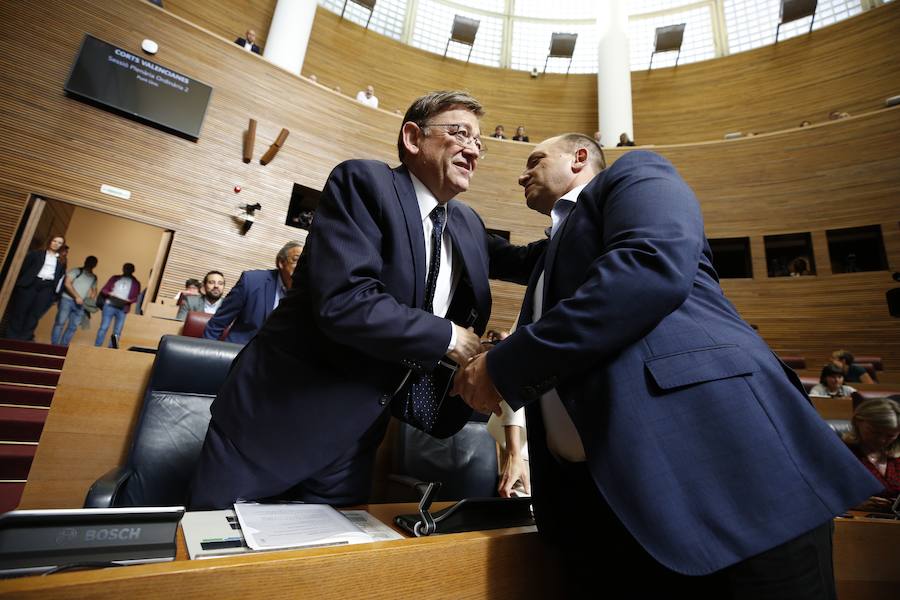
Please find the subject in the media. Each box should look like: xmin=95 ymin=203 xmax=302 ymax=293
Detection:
xmin=60 ymin=204 xmax=164 ymax=292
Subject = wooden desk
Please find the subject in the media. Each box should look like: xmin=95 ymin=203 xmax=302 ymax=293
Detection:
xmin=811 ymin=396 xmax=854 ymax=420
xmin=32 ymin=313 xmax=182 ymax=350
xmin=0 ymin=504 xmax=562 ymax=599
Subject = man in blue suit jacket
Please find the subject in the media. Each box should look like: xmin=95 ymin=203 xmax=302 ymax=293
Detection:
xmin=202 ymin=241 xmax=303 ymax=344
xmin=454 ymin=134 xmax=879 ymax=597
xmin=189 ymin=91 xmax=541 ymax=509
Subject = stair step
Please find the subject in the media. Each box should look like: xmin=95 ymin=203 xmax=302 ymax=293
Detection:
xmin=0 ymin=405 xmax=47 ymax=442
xmin=0 ymin=350 xmax=64 ymax=370
xmin=0 ymin=481 xmax=25 ymax=513
xmin=0 ymin=366 xmax=60 ymax=387
xmin=0 ymin=339 xmax=68 ymax=356
xmin=0 ymin=443 xmax=37 ymax=480
xmin=0 ymin=384 xmax=54 ymax=407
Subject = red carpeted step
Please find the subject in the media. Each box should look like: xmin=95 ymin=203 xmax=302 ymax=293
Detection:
xmin=0 ymin=366 xmax=60 ymax=387
xmin=0 ymin=339 xmax=68 ymax=356
xmin=0 ymin=406 xmax=47 ymax=442
xmin=0 ymin=444 xmax=36 ymax=480
xmin=0 ymin=350 xmax=64 ymax=370
xmin=0 ymin=384 xmax=54 ymax=407
xmin=0 ymin=481 xmax=25 ymax=513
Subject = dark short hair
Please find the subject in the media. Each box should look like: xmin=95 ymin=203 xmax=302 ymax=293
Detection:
xmin=820 ymin=363 xmax=844 ymax=384
xmin=185 ymin=278 xmax=201 ymax=288
xmin=84 ymin=255 xmax=98 ymax=269
xmin=397 ymin=90 xmax=484 ymax=162
xmin=203 ymin=270 xmax=225 ymax=285
xmin=123 ymin=263 xmax=135 ymax=275
xmin=554 ymin=133 xmax=607 ymax=171
xmin=832 ymin=349 xmax=854 ymax=365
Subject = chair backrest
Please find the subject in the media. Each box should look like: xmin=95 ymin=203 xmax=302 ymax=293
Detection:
xmin=181 ymin=310 xmax=213 ymax=337
xmin=779 ymin=355 xmax=807 ymax=370
xmin=393 ymin=420 xmax=499 ymax=501
xmin=116 ymin=335 xmax=242 ymax=506
xmin=854 ymin=356 xmax=883 ymax=371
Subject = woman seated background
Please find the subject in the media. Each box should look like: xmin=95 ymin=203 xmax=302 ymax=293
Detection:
xmin=842 ymin=398 xmax=900 ymax=510
xmin=809 ymin=363 xmax=857 ymax=398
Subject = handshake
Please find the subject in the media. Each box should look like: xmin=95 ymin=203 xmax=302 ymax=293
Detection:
xmin=447 ymin=324 xmax=505 ymax=417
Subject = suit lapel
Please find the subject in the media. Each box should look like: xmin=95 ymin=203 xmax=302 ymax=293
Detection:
xmin=392 ymin=166 xmax=426 ymax=308
xmin=446 ymin=202 xmax=489 ymax=318
xmin=263 ymin=270 xmax=277 ymax=319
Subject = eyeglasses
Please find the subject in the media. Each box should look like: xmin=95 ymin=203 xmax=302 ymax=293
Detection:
xmin=421 ymin=123 xmax=486 ymax=158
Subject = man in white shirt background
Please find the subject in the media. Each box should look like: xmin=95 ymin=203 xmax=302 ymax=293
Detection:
xmin=355 ymin=85 xmax=379 ymax=108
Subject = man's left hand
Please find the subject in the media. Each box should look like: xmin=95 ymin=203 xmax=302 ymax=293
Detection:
xmin=451 ymin=353 xmax=503 ymax=416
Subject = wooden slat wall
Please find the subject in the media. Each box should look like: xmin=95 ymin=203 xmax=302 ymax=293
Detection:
xmin=0 ymin=189 xmax=28 ymax=268
xmin=302 ymin=3 xmax=900 ymax=146
xmin=302 ymin=7 xmax=599 ymax=143
xmin=164 ymin=0 xmax=275 ymax=49
xmin=630 ymin=1 xmax=900 ymax=145
xmin=0 ymin=0 xmax=898 ymax=371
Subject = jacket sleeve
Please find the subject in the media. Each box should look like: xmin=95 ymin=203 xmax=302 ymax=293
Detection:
xmin=488 ymin=152 xmax=704 ymax=410
xmin=204 ymin=272 xmax=249 ymax=340
xmin=305 ymin=162 xmax=451 ymax=366
xmin=488 ymin=233 xmax=546 ymax=285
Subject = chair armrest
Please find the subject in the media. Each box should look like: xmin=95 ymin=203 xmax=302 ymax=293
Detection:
xmin=83 ymin=465 xmax=133 ymax=508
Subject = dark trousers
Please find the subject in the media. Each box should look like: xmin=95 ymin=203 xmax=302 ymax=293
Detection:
xmin=189 ymin=412 xmax=390 ymax=510
xmin=5 ymin=280 xmax=56 ymax=340
xmin=539 ymin=460 xmax=836 ymax=599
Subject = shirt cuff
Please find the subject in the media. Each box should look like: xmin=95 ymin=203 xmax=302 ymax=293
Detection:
xmin=447 ymin=321 xmax=457 ymax=354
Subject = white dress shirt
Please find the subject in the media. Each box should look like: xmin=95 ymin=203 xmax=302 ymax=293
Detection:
xmin=410 ymin=173 xmax=460 ymax=352
xmin=533 ymin=183 xmax=588 ymax=462
xmin=355 ymin=91 xmax=379 ymax=108
xmin=36 ymin=251 xmax=58 ymax=280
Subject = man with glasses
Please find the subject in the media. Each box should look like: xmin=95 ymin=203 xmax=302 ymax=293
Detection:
xmin=202 ymin=241 xmax=304 ymax=344
xmin=190 ymin=91 xmax=541 ymax=509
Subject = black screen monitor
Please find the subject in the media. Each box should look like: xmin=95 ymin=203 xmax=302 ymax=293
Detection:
xmin=65 ymin=34 xmax=212 ymax=141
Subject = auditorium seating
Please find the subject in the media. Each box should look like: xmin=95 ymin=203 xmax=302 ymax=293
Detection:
xmin=388 ymin=420 xmax=499 ymax=502
xmin=180 ymin=310 xmax=213 ymax=338
xmin=779 ymin=356 xmax=807 ymax=370
xmin=84 ymin=335 xmax=241 ymax=508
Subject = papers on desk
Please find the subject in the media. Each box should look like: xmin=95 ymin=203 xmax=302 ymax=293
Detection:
xmin=233 ymin=502 xmax=373 ymax=551
xmin=182 ymin=506 xmax=403 ymax=559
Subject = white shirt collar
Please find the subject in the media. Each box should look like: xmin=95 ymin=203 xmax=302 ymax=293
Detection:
xmin=550 ymin=183 xmax=587 ymax=237
xmin=409 ymin=172 xmax=442 ymax=222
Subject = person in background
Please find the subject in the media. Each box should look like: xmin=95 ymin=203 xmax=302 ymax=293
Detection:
xmin=512 ymin=126 xmax=529 ymax=142
xmin=616 ymin=132 xmax=635 ymax=146
xmin=355 ymin=85 xmax=379 ymax=108
xmin=234 ymin=29 xmax=261 ymax=54
xmin=842 ymin=398 xmax=900 ymax=509
xmin=177 ymin=271 xmax=226 ymax=320
xmin=95 ymin=263 xmax=141 ymax=348
xmin=832 ymin=349 xmax=875 ymax=384
xmin=174 ymin=278 xmax=201 ymax=306
xmin=809 ymin=363 xmax=857 ymax=398
xmin=204 ymin=241 xmax=303 ymax=344
xmin=593 ymin=131 xmax=603 ymax=146
xmin=4 ymin=235 xmax=66 ymax=340
xmin=492 ymin=125 xmax=506 ymax=139
xmin=51 ymin=255 xmax=98 ymax=346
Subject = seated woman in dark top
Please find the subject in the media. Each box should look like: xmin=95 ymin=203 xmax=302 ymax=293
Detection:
xmin=831 ymin=349 xmax=875 ymax=383
xmin=512 ymin=126 xmax=529 ymax=142
xmin=843 ymin=398 xmax=900 ymax=508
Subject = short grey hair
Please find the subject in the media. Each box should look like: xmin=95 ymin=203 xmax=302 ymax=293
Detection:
xmin=276 ymin=240 xmax=303 ymax=266
xmin=397 ymin=90 xmax=484 ymax=162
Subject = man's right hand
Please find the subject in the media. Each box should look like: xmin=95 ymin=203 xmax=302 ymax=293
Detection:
xmin=447 ymin=325 xmax=481 ymax=365
xmin=74 ymin=296 xmax=84 ymax=306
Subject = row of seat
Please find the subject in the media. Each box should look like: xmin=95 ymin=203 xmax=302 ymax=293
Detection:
xmin=780 ymin=355 xmax=883 ymax=380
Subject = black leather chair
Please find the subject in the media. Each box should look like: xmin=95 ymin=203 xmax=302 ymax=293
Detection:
xmin=388 ymin=417 xmax=499 ymax=502
xmin=84 ymin=335 xmax=242 ymax=508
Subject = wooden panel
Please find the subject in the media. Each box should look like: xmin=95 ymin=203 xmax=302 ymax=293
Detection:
xmin=303 ymin=7 xmax=598 ymax=143
xmin=834 ymin=516 xmax=900 ymax=600
xmin=32 ymin=312 xmax=183 ymax=349
xmin=0 ymin=189 xmax=28 ymax=269
xmin=163 ymin=0 xmax=275 ymax=50
xmin=811 ymin=396 xmax=854 ymax=421
xmin=18 ymin=346 xmax=154 ymax=509
xmin=631 ymin=2 xmax=900 ymax=145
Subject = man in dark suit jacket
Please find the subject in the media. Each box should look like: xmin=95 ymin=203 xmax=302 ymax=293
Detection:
xmin=234 ymin=29 xmax=261 ymax=54
xmin=453 ymin=135 xmax=880 ymax=597
xmin=203 ymin=241 xmax=303 ymax=344
xmin=4 ymin=235 xmax=66 ymax=340
xmin=189 ymin=91 xmax=541 ymax=509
